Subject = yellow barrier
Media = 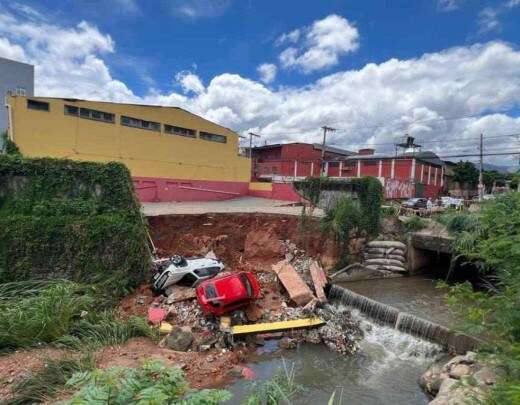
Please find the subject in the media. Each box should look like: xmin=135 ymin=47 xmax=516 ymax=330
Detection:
xmin=231 ymin=318 xmax=325 ymax=335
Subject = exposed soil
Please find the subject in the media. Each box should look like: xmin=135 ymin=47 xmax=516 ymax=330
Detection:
xmin=1 ymin=213 xmax=354 ymax=403
xmin=148 ymin=213 xmax=340 ymax=270
xmin=96 ymin=337 xmax=250 ymax=389
xmin=0 ymin=347 xmax=68 ymax=400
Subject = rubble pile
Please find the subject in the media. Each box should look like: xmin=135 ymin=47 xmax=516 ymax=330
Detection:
xmin=128 ymin=234 xmax=364 ymax=362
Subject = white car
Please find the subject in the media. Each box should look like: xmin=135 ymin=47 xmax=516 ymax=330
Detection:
xmin=152 ymin=254 xmax=225 ymax=294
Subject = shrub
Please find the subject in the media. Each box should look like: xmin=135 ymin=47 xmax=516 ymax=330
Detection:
xmin=321 ymin=197 xmax=363 ymax=245
xmin=0 ymin=155 xmax=150 ymax=293
xmin=63 ymin=360 xmax=231 ymax=404
xmin=441 ymin=193 xmax=520 ymax=402
xmin=403 ymin=216 xmax=427 ymax=232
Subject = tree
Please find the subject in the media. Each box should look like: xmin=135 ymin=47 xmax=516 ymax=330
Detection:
xmin=452 ymin=161 xmax=479 ymax=189
xmin=483 ymin=170 xmax=506 ymax=193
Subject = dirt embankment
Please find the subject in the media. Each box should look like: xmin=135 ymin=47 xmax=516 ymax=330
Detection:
xmin=148 ymin=213 xmax=340 ymax=271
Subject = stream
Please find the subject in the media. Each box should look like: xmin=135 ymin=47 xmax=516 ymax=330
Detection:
xmin=226 ymin=276 xmax=453 ymax=405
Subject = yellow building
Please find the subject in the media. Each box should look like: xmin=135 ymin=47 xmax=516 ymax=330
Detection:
xmin=6 ymin=95 xmax=251 ymax=201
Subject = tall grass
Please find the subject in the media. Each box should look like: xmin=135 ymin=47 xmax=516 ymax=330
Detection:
xmin=55 ymin=311 xmax=158 ymax=350
xmin=0 ymin=281 xmax=156 ymax=352
xmin=0 ymin=281 xmax=96 ymax=350
xmin=7 ymin=354 xmax=95 ymax=404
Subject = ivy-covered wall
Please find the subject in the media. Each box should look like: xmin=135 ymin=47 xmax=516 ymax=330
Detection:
xmin=294 ymin=176 xmax=383 ymax=235
xmin=0 ymin=155 xmax=150 ymax=293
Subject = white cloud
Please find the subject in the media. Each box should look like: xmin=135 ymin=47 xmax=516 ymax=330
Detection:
xmin=276 ymin=29 xmax=300 ymax=45
xmin=437 ymin=0 xmax=461 ymax=11
xmin=478 ymin=7 xmax=501 ymax=33
xmin=113 ymin=0 xmax=140 ymax=14
xmin=257 ymin=63 xmax=277 ymax=84
xmin=278 ymin=14 xmax=359 ymax=73
xmin=170 ymin=0 xmax=232 ymax=19
xmin=175 ymin=71 xmax=205 ymax=94
xmin=2 ymin=9 xmax=520 ymax=166
xmin=477 ymin=0 xmax=520 ymax=34
xmin=0 ymin=37 xmax=26 ymax=61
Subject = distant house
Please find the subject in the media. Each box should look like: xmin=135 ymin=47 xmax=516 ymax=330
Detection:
xmin=251 ymin=142 xmax=355 ymax=180
xmin=251 ymin=142 xmax=448 ymax=199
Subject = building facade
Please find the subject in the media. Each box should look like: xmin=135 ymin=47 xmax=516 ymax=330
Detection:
xmin=251 ymin=143 xmax=446 ymax=199
xmin=251 ymin=142 xmax=354 ymax=180
xmin=342 ymin=150 xmax=445 ymax=199
xmin=7 ymin=96 xmax=251 ymax=202
xmin=0 ymin=57 xmax=34 ymax=134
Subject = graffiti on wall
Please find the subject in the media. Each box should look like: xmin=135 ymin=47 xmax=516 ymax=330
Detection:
xmin=384 ymin=178 xmax=415 ymax=199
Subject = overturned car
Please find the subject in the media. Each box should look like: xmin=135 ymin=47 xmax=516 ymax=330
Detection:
xmin=152 ymin=254 xmax=225 ymax=294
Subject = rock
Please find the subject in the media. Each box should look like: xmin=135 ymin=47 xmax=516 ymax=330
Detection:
xmin=437 ymin=378 xmax=459 ymax=396
xmin=165 ymin=285 xmax=196 ymax=304
xmin=279 ymin=337 xmax=297 ymax=350
xmin=473 ymin=367 xmax=497 ymax=386
xmin=245 ymin=304 xmax=264 ymax=322
xmin=205 ymin=250 xmax=217 ymax=259
xmin=165 ymin=327 xmax=194 ymax=351
xmin=449 ymin=364 xmax=471 ymax=379
xmin=285 ymin=252 xmax=294 ymax=262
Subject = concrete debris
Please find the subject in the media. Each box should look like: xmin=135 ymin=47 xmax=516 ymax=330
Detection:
xmin=165 ymin=285 xmax=197 ymax=304
xmin=272 ymin=260 xmax=315 ymax=306
xmin=309 ymin=261 xmax=327 ymax=302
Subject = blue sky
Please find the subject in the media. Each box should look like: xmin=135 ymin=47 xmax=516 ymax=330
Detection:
xmin=1 ymin=0 xmax=520 ymax=165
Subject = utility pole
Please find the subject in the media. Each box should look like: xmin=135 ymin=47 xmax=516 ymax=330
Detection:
xmin=248 ymin=132 xmax=260 ymax=158
xmin=478 ymin=133 xmax=484 ymax=201
xmin=320 ymin=126 xmax=336 ymax=175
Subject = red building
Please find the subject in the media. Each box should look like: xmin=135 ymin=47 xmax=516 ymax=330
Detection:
xmin=251 ymin=142 xmax=354 ymax=180
xmin=251 ymin=143 xmax=446 ymax=199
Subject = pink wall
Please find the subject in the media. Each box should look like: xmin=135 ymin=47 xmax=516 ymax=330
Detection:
xmin=133 ymin=176 xmax=249 ymax=202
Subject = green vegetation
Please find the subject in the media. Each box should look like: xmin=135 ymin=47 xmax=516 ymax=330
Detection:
xmin=0 ymin=155 xmax=150 ymax=294
xmin=0 ymin=280 xmax=156 ymax=352
xmin=439 ymin=193 xmax=520 ymax=403
xmin=63 ymin=360 xmax=231 ymax=404
xmin=243 ymin=362 xmax=301 ymax=405
xmin=8 ymin=354 xmax=96 ymax=405
xmin=295 ymin=176 xmax=383 ymax=236
xmin=321 ymin=197 xmax=363 ymax=245
xmin=403 ymin=216 xmax=427 ymax=232
xmin=452 ymin=161 xmax=479 ymax=189
xmin=0 ymin=130 xmax=21 ymax=156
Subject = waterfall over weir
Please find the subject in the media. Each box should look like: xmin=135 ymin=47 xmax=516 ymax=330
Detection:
xmin=329 ymin=284 xmax=479 ymax=354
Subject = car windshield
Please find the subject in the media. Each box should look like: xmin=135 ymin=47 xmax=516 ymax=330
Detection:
xmin=240 ymin=273 xmax=253 ymax=297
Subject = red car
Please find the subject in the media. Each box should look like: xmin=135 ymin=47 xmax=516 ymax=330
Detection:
xmin=196 ymin=271 xmax=260 ymax=316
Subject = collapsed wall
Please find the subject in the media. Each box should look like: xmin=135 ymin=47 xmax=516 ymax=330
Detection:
xmin=0 ymin=155 xmax=150 ymax=292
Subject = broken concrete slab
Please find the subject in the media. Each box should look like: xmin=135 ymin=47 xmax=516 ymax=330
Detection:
xmin=309 ymin=261 xmax=327 ymax=302
xmin=165 ymin=285 xmax=196 ymax=304
xmin=272 ymin=260 xmax=315 ymax=306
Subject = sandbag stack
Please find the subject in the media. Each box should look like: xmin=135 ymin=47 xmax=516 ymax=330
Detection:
xmin=362 ymin=240 xmax=408 ymax=275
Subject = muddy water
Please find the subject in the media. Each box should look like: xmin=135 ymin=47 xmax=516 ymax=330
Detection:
xmin=227 ymin=318 xmax=441 ymax=405
xmin=226 ymin=276 xmax=455 ymax=404
xmin=338 ymin=275 xmax=460 ymax=328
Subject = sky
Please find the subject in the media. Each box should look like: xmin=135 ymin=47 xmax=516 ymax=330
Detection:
xmin=1 ymin=0 xmax=520 ymax=167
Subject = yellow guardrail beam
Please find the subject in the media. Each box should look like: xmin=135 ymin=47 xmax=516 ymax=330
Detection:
xmin=231 ymin=318 xmax=325 ymax=335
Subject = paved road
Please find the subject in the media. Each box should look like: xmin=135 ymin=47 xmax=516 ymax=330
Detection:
xmin=141 ymin=197 xmax=324 ymax=217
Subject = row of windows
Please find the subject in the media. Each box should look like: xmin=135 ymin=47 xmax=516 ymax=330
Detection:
xmin=26 ymin=99 xmax=227 ymax=143
xmin=65 ymin=105 xmax=115 ymax=123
